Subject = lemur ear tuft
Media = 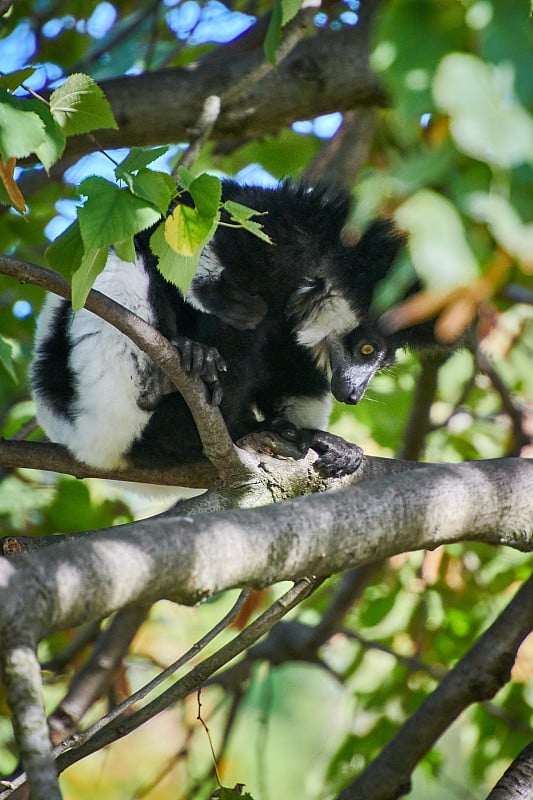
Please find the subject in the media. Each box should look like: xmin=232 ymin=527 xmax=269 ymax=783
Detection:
xmin=277 ymin=180 xmax=352 ymax=246
xmin=356 ymin=218 xmax=406 ymax=284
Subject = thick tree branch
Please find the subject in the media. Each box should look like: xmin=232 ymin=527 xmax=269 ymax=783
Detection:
xmin=0 ymin=458 xmax=530 ymax=643
xmin=0 ymin=459 xmax=530 ymax=797
xmin=52 ymin=24 xmax=384 ymax=163
xmin=1 ymin=643 xmax=61 ymax=800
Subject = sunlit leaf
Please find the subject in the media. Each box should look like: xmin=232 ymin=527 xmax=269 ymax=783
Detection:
xmin=164 ymin=204 xmax=215 ymax=257
xmin=71 ymin=246 xmax=108 ymax=310
xmin=394 ymin=190 xmax=479 ymax=290
xmin=23 ymin=99 xmax=66 ymax=170
xmin=50 ymin=73 xmax=118 ymax=135
xmin=433 ymin=54 xmax=533 ymax=167
xmin=150 ymin=221 xmax=201 ymax=295
xmin=77 ymin=177 xmax=160 ymax=249
xmin=115 ymin=146 xmax=171 ymax=178
xmin=0 ymin=91 xmax=46 ymax=160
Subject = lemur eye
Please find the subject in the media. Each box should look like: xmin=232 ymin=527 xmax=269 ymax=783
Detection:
xmin=360 ymin=343 xmax=375 ymax=356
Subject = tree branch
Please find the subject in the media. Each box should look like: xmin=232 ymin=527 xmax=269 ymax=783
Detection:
xmin=0 ymin=439 xmax=216 ymax=489
xmin=0 ymin=458 xmax=530 ymax=642
xmin=336 ymin=573 xmax=533 ymax=800
xmin=42 ymin=24 xmax=384 ymax=164
xmin=53 ymin=578 xmax=322 ymax=779
xmin=398 ymin=355 xmax=447 ymax=460
xmin=0 ymin=458 xmax=531 ymax=796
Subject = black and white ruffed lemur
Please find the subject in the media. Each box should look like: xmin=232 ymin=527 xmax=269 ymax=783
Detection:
xmin=31 ymin=181 xmax=436 ymax=478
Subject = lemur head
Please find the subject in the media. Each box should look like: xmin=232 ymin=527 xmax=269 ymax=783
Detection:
xmin=286 ymin=216 xmax=437 ymax=405
xmin=196 ymin=180 xmax=442 ymax=405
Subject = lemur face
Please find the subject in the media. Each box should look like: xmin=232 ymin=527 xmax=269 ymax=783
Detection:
xmin=328 ymin=328 xmax=396 ymax=405
xmin=288 ymin=277 xmax=396 ymax=405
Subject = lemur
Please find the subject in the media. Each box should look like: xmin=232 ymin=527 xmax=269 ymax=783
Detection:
xmin=31 ymin=181 xmax=435 ymax=478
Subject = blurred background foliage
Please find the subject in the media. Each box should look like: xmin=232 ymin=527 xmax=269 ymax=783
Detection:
xmin=0 ymin=0 xmax=533 ymax=798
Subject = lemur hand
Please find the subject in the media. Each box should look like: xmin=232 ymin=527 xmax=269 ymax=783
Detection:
xmin=173 ymin=336 xmax=227 ymax=406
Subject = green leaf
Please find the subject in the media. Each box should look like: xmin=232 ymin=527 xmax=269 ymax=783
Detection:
xmin=0 ymin=68 xmax=36 ymax=91
xmin=264 ymin=0 xmax=283 ymax=65
xmin=0 ymin=335 xmax=17 ymax=383
xmin=176 ymin=165 xmax=195 ymax=190
xmin=281 ymin=0 xmax=302 ymax=26
xmin=164 ymin=204 xmax=215 ymax=257
xmin=115 ymin=146 xmax=171 ymax=178
xmin=71 ymin=246 xmax=108 ymax=310
xmin=433 ymin=53 xmax=533 ymax=168
xmin=126 ymin=169 xmax=175 ymax=214
xmin=224 ymin=200 xmax=272 ymax=243
xmin=394 ymin=190 xmax=479 ymax=289
xmin=223 ymin=200 xmax=262 ymax=222
xmin=0 ymin=91 xmax=46 ymax=160
xmin=189 ymin=173 xmax=222 ymax=219
xmin=114 ymin=237 xmax=136 ymax=264
xmin=23 ymin=99 xmax=66 ymax=170
xmin=77 ymin=177 xmax=161 ymax=249
xmin=50 ymin=73 xmax=118 ymax=136
xmin=150 ymin=221 xmax=201 ymax=295
xmin=46 ymin=221 xmax=85 ymax=279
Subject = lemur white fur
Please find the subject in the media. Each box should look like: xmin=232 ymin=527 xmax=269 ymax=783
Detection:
xmin=33 ymin=252 xmax=156 ymax=469
xmin=277 ymin=394 xmax=333 ymax=431
xmin=296 ymin=290 xmax=358 ymax=348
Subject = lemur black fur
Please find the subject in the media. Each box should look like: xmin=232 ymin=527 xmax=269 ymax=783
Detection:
xmin=31 ymin=181 xmax=435 ymax=479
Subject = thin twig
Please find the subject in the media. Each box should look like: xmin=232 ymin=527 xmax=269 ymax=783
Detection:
xmin=47 ymin=603 xmax=152 ymax=746
xmin=54 ymin=578 xmax=322 ymax=775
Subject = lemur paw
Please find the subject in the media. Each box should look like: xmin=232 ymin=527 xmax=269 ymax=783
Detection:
xmin=172 ymin=336 xmax=227 ymax=406
xmin=309 ymin=431 xmax=363 ymax=477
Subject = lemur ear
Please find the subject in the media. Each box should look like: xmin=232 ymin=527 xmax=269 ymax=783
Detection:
xmin=305 ymin=183 xmax=352 ymax=243
xmin=355 ymin=219 xmax=406 ymax=284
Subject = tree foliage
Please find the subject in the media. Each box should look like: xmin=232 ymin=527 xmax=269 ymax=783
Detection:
xmin=0 ymin=1 xmax=533 ymax=799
